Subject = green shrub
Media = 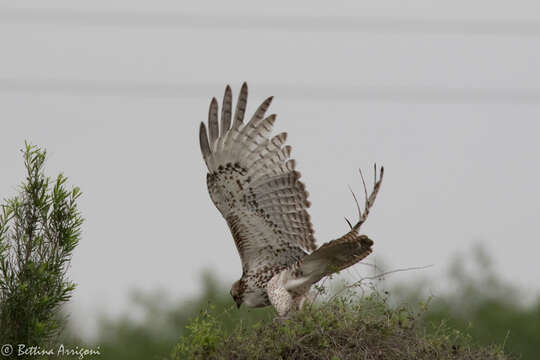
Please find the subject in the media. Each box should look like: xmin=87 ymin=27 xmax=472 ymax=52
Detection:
xmin=172 ymin=292 xmax=510 ymax=360
xmin=0 ymin=143 xmax=83 ymax=348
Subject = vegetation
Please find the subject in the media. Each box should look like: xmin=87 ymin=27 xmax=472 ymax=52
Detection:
xmin=0 ymin=143 xmax=83 ymax=348
xmin=413 ymin=246 xmax=540 ymax=360
xmin=172 ymin=291 xmax=509 ymax=360
xmin=87 ymin=272 xmax=274 ymax=360
xmin=85 ymin=248 xmax=540 ymax=360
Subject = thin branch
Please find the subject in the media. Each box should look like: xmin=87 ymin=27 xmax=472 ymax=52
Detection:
xmin=354 ymin=261 xmax=384 ymax=273
xmin=354 ymin=264 xmax=433 ymax=283
xmin=328 ymin=264 xmax=433 ymax=302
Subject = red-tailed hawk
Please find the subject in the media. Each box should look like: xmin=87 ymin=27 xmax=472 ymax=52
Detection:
xmin=199 ymin=83 xmax=383 ymax=317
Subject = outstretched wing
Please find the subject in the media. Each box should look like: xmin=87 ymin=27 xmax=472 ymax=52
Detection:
xmin=284 ymin=166 xmax=384 ymax=294
xmin=199 ymin=83 xmax=316 ymax=275
xmin=284 ymin=233 xmax=373 ymax=293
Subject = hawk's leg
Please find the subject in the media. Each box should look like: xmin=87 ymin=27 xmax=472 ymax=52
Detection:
xmin=267 ymin=272 xmax=294 ymax=318
xmin=296 ymin=289 xmax=316 ymax=310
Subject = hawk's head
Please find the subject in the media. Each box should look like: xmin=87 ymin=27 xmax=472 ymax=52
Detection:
xmin=230 ymin=280 xmax=243 ymax=309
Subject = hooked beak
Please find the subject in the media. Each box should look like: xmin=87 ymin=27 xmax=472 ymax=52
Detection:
xmin=236 ymin=302 xmax=241 ymax=309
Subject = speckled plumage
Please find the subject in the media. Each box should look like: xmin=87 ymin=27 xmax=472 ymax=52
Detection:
xmin=199 ymin=83 xmax=384 ymax=317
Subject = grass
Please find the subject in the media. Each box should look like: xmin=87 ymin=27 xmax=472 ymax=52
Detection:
xmin=171 ymin=292 xmax=511 ymax=360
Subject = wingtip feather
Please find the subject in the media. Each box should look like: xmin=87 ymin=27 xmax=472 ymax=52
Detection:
xmin=233 ymin=83 xmax=249 ymax=128
xmin=221 ymin=86 xmax=233 ymax=134
xmin=199 ymin=122 xmax=211 ymax=159
xmin=208 ymin=97 xmax=219 ymax=144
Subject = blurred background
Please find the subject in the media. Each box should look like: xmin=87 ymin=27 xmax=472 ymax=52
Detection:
xmin=1 ymin=1 xmax=539 ymax=358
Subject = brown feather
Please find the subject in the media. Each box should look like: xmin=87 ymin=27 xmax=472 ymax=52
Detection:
xmin=208 ymin=97 xmax=219 ymax=146
xmin=232 ymin=82 xmax=248 ymax=129
xmin=285 ymin=232 xmax=373 ymax=293
xmin=247 ymin=96 xmax=273 ymax=130
xmin=199 ymin=122 xmax=211 ymax=159
xmin=221 ymin=85 xmax=232 ymax=135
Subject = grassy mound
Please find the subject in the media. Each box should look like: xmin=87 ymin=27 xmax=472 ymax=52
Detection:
xmin=171 ymin=293 xmax=510 ymax=360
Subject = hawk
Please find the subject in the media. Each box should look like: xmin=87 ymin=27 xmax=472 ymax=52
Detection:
xmin=199 ymin=83 xmax=384 ymax=317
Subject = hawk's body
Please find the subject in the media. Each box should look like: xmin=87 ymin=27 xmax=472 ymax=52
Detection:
xmin=199 ymin=83 xmax=383 ymax=317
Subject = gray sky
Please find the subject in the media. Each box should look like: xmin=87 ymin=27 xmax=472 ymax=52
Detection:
xmin=1 ymin=1 xmax=540 ymax=339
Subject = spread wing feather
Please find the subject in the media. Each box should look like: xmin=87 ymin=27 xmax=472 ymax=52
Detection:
xmin=284 ymin=166 xmax=384 ymax=294
xmin=208 ymin=98 xmax=219 ymax=146
xmin=200 ymin=83 xmax=316 ymax=275
xmin=285 ymin=232 xmax=374 ymax=293
xmin=220 ymin=85 xmax=232 ymax=135
xmin=232 ymin=82 xmax=248 ymax=129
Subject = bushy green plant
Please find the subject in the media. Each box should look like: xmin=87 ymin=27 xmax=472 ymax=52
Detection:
xmin=91 ymin=271 xmax=274 ymax=360
xmin=0 ymin=143 xmax=83 ymax=348
xmin=172 ymin=291 xmax=510 ymax=360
